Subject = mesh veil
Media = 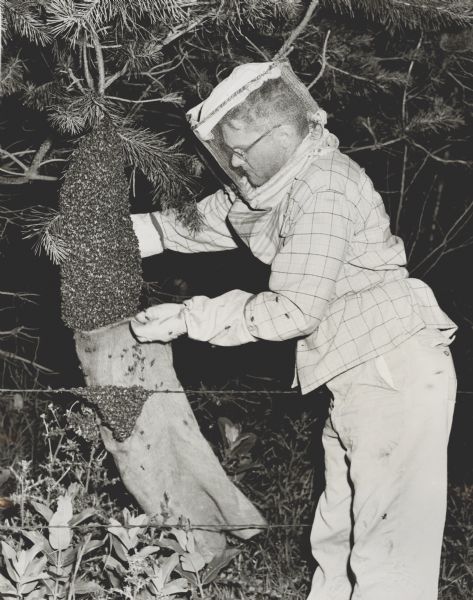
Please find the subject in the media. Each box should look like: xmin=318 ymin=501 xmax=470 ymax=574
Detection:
xmin=186 ymin=62 xmax=326 ymax=201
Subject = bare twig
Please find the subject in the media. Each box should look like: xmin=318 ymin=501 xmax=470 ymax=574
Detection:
xmin=395 ymin=35 xmax=423 ymax=235
xmin=326 ymin=63 xmax=374 ymax=84
xmin=92 ymin=33 xmax=105 ymax=95
xmin=308 ymin=30 xmax=331 ymax=90
xmin=411 ymin=199 xmax=473 ymax=276
xmin=0 ymin=140 xmax=57 ymax=185
xmin=395 ymin=144 xmax=409 ymax=234
xmin=402 ymin=35 xmax=422 ymax=124
xmin=82 ymin=37 xmax=94 ymax=90
xmin=343 ymin=137 xmax=404 ymax=154
xmin=273 ymin=0 xmax=320 ymax=60
xmin=104 ymin=62 xmax=129 ymax=90
xmin=242 ymin=33 xmax=271 ymax=61
xmin=0 ymin=292 xmax=38 ymax=302
xmin=0 ymin=350 xmax=55 ymax=373
xmin=410 ymin=140 xmax=473 ymax=167
xmin=67 ymin=67 xmax=85 ymax=93
xmin=105 ymin=95 xmax=181 ymax=105
xmin=0 ymin=148 xmax=28 ymax=170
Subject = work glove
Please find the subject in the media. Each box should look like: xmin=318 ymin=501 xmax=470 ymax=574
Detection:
xmin=130 ymin=212 xmax=164 ymax=257
xmin=131 ymin=303 xmax=187 ymax=343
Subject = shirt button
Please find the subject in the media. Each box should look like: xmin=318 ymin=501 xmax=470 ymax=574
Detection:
xmin=444 ymin=350 xmax=450 ymax=356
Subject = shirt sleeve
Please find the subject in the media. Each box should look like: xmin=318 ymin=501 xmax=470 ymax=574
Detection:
xmin=130 ymin=189 xmax=237 ymax=257
xmin=244 ymin=188 xmax=353 ymax=341
xmin=180 ymin=188 xmax=354 ymax=347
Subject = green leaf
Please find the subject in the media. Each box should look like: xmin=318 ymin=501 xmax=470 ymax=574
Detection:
xmin=170 ymin=527 xmax=188 ymax=552
xmin=49 ymin=495 xmax=73 ymax=551
xmin=69 ymin=507 xmax=97 ymax=526
xmin=104 ymin=555 xmax=126 ymax=575
xmin=231 ymin=433 xmax=257 ymax=457
xmin=22 ymin=531 xmax=52 ymax=554
xmin=81 ymin=538 xmax=105 ymax=555
xmin=161 ymin=578 xmax=189 ymax=596
xmin=25 ymin=587 xmax=49 ymax=600
xmin=30 ymin=500 xmax=54 ymax=523
xmin=160 ymin=552 xmax=180 ymax=585
xmin=180 ymin=551 xmax=206 ymax=573
xmin=155 ymin=538 xmax=185 ymax=555
xmin=201 ymin=548 xmax=240 ymax=585
xmin=0 ymin=572 xmax=16 ymax=595
xmin=110 ymin=535 xmax=130 ymax=562
xmin=73 ymin=579 xmax=104 ymax=594
xmin=174 ymin=565 xmax=198 ymax=586
xmin=1 ymin=541 xmax=17 ymax=562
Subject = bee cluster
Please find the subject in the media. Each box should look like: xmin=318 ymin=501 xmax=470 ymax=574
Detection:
xmin=71 ymin=385 xmax=153 ymax=442
xmin=60 ymin=120 xmax=142 ymax=332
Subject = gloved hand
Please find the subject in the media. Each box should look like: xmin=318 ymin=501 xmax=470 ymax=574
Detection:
xmin=130 ymin=303 xmax=187 ymax=343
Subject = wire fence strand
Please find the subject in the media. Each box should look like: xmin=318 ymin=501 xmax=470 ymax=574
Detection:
xmin=0 ymin=387 xmax=299 ymax=400
xmin=0 ymin=387 xmax=472 ymax=400
xmin=0 ymin=522 xmax=310 ymax=532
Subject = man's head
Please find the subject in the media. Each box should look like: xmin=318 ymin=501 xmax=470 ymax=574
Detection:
xmin=187 ymin=62 xmax=322 ymax=197
xmin=217 ymin=78 xmax=309 ymax=187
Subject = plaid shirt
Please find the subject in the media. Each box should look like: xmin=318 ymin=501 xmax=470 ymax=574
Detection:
xmin=135 ymin=148 xmax=456 ymax=394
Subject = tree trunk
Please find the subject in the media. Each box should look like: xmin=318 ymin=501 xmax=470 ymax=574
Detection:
xmin=74 ymin=319 xmax=265 ymax=555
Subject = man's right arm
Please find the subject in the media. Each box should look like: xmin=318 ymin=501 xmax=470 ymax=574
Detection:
xmin=131 ymin=188 xmax=237 ymax=257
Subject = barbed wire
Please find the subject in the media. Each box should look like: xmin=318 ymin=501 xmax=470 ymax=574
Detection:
xmin=0 ymin=522 xmax=309 ymax=533
xmin=0 ymin=387 xmax=299 ymax=399
xmin=0 ymin=387 xmax=472 ymax=399
xmin=0 ymin=520 xmax=470 ymax=534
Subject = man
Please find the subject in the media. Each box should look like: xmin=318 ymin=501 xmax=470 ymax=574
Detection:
xmin=130 ymin=61 xmax=457 ymax=600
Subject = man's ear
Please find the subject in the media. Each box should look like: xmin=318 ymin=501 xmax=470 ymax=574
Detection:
xmin=274 ymin=124 xmax=298 ymax=148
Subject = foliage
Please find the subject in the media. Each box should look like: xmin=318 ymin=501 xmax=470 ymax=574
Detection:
xmin=0 ymin=402 xmax=245 ymax=599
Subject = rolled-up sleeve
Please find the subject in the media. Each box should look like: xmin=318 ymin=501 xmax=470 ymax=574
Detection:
xmin=244 ymin=189 xmax=353 ymax=341
xmin=157 ymin=189 xmax=238 ymax=254
xmin=131 ymin=189 xmax=237 ymax=257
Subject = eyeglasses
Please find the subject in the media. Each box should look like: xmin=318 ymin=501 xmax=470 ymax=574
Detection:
xmin=230 ymin=123 xmax=283 ymax=163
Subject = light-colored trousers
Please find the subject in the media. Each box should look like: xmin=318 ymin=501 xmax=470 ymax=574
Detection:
xmin=308 ymin=328 xmax=457 ymax=600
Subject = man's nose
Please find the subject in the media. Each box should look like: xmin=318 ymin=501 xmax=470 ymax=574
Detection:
xmin=231 ymin=153 xmax=246 ymax=168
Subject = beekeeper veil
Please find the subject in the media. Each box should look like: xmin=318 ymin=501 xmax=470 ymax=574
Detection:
xmin=186 ymin=61 xmax=331 ymax=201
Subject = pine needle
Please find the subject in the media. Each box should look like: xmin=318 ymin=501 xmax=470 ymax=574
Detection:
xmin=21 ymin=207 xmax=69 ymax=265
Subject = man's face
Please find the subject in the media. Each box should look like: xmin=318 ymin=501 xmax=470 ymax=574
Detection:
xmin=220 ymin=119 xmax=291 ymax=187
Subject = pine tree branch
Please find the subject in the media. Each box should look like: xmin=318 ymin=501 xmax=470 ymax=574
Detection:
xmin=410 ymin=140 xmax=473 ymax=166
xmin=391 ymin=0 xmax=473 ymax=22
xmin=344 ymin=138 xmax=404 ymax=154
xmin=396 ymin=35 xmax=423 ymax=234
xmin=308 ymin=29 xmax=331 ymax=89
xmin=0 ymin=139 xmax=57 ymax=184
xmin=273 ymin=0 xmax=320 ymax=60
xmin=67 ymin=68 xmax=86 ymax=93
xmin=242 ymin=33 xmax=271 ymax=61
xmin=326 ymin=62 xmax=374 ymax=83
xmin=411 ymin=199 xmax=473 ymax=276
xmin=82 ymin=38 xmax=95 ymax=90
xmin=104 ymin=62 xmax=129 ymax=90
xmin=0 ymin=291 xmax=38 ymax=303
xmin=105 ymin=94 xmax=182 ymax=105
xmin=92 ymin=32 xmax=105 ymax=95
xmin=0 ymin=350 xmax=55 ymax=374
xmin=0 ymin=148 xmax=28 ymax=171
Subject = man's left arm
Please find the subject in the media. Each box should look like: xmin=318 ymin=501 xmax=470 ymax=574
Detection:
xmin=131 ymin=190 xmax=353 ymax=345
xmin=181 ymin=189 xmax=354 ymax=345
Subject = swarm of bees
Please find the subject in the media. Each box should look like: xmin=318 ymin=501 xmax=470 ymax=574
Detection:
xmin=60 ymin=120 xmax=142 ymax=332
